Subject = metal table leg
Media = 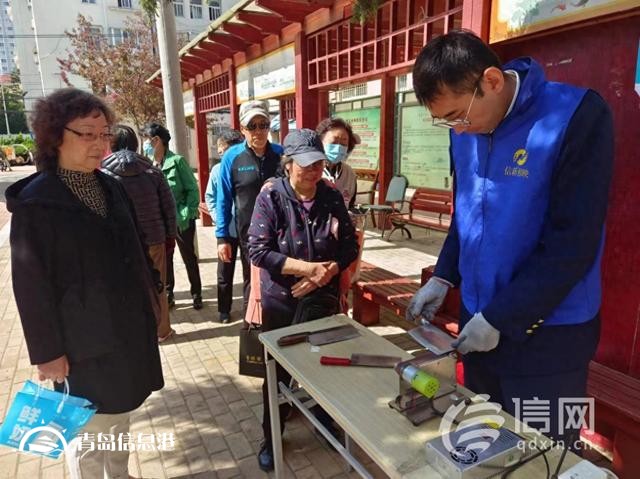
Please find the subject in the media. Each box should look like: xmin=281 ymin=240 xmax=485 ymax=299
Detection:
xmin=265 ymin=348 xmax=284 ymax=478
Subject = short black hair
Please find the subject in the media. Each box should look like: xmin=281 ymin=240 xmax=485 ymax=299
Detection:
xmin=111 ymin=124 xmax=138 ymax=152
xmin=142 ymin=122 xmax=171 ymax=149
xmin=413 ymin=30 xmax=502 ymax=105
xmin=219 ymin=129 xmax=243 ymax=147
xmin=315 ymin=117 xmax=358 ymax=153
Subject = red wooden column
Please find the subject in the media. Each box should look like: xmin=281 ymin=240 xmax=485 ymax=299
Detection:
xmin=294 ymin=31 xmax=319 ymax=128
xmin=462 ymin=0 xmax=490 ymax=38
xmin=228 ymin=65 xmax=239 ymax=130
xmin=193 ymin=86 xmax=212 ymax=226
xmin=378 ymin=74 xmax=395 ymax=209
xmin=317 ymin=90 xmax=329 ymax=122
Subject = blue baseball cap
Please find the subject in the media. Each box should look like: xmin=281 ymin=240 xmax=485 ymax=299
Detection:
xmin=283 ymin=129 xmax=327 ymax=167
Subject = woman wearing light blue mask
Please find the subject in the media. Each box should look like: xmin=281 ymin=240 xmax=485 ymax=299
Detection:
xmin=316 ymin=117 xmax=358 ymax=209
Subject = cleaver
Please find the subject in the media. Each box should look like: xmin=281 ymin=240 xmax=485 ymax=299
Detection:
xmin=320 ymin=353 xmax=401 ymax=368
xmin=277 ymin=325 xmax=360 ymax=347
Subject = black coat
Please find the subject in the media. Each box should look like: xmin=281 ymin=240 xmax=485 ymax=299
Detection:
xmin=101 ymin=150 xmax=177 ymax=246
xmin=5 ymin=170 xmax=164 ymax=413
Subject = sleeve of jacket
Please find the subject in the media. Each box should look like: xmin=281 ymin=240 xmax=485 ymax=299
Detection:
xmin=205 ymin=165 xmax=217 ymax=222
xmin=483 ymin=90 xmax=614 ymax=341
xmin=333 ymin=193 xmax=359 ymax=271
xmin=248 ymin=189 xmax=288 ymax=274
xmin=157 ymin=172 xmax=177 ymax=239
xmin=215 ymin=150 xmax=234 ymax=242
xmin=176 ymin=156 xmax=200 ymax=219
xmin=10 ymin=208 xmax=65 ymax=365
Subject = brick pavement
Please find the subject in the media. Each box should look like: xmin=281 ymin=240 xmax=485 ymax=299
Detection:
xmin=0 ymin=181 xmax=445 ymax=478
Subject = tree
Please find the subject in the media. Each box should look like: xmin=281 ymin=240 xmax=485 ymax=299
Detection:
xmin=0 ymin=71 xmax=29 ymax=135
xmin=58 ymin=14 xmax=165 ymax=133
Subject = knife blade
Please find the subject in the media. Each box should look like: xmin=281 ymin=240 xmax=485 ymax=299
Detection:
xmin=320 ymin=353 xmax=401 ymax=367
xmin=277 ymin=325 xmax=360 ymax=347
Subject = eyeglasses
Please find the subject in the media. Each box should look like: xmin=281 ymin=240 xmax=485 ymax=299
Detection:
xmin=245 ymin=122 xmax=270 ymax=131
xmin=65 ymin=126 xmax=114 ymax=142
xmin=432 ymin=87 xmax=478 ymax=129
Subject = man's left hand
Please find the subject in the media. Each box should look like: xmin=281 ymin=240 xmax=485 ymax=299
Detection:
xmin=451 ymin=312 xmax=500 ymax=354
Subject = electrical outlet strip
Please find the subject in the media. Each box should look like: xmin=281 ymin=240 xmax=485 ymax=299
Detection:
xmin=558 ymin=460 xmax=608 ymax=479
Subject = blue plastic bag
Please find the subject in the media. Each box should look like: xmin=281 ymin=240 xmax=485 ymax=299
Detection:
xmin=0 ymin=379 xmax=96 ymax=458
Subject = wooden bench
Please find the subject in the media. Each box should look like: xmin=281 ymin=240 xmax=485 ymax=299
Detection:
xmin=388 ymin=187 xmax=452 ymax=239
xmin=352 ymin=261 xmax=419 ymax=325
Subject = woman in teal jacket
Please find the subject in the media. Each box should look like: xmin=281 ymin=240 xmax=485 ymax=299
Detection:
xmin=142 ymin=122 xmax=203 ymax=310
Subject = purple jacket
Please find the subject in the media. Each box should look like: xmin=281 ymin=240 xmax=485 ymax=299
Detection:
xmin=248 ymin=177 xmax=359 ymax=303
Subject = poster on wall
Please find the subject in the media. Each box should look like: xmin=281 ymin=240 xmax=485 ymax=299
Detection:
xmin=399 ymin=105 xmax=451 ymax=190
xmin=490 ymin=0 xmax=638 ymax=43
xmin=339 ymin=108 xmax=381 ymax=170
xmin=236 ymin=45 xmax=296 ymax=102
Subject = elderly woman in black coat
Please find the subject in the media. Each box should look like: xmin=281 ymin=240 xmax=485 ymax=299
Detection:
xmin=5 ymin=88 xmax=163 ymax=478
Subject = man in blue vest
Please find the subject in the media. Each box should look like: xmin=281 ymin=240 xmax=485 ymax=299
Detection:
xmin=407 ymin=30 xmax=613 ymax=445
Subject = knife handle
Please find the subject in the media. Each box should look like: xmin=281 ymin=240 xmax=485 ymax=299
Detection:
xmin=320 ymin=356 xmax=352 ymax=366
xmin=277 ymin=332 xmax=310 ymax=347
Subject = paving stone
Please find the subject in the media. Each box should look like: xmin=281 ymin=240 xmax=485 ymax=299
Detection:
xmin=224 ymin=431 xmax=254 ymax=460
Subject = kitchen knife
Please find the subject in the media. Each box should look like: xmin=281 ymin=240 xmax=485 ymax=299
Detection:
xmin=277 ymin=324 xmax=360 ymax=347
xmin=320 ymin=353 xmax=401 ymax=368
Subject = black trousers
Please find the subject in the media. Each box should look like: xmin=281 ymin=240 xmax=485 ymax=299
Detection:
xmin=167 ymin=219 xmax=202 ymax=297
xmin=217 ymin=237 xmax=238 ymax=314
xmin=238 ymin=240 xmax=251 ymax=315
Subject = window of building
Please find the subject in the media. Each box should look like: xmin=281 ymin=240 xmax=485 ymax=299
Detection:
xmin=81 ymin=0 xmax=97 ymax=4
xmin=117 ymin=0 xmax=132 ymax=8
xmin=190 ymin=0 xmax=202 ymax=19
xmin=208 ymin=0 xmax=221 ymax=21
xmin=109 ymin=27 xmax=130 ymax=46
xmin=173 ymin=0 xmax=184 ymax=17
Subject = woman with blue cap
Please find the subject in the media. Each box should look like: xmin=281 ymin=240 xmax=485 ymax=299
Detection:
xmin=247 ymin=128 xmax=359 ymax=471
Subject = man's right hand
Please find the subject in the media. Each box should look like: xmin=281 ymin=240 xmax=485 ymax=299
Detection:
xmin=406 ymin=277 xmax=451 ymax=323
xmin=37 ymin=355 xmax=69 ymax=384
xmin=218 ymin=243 xmax=232 ymax=263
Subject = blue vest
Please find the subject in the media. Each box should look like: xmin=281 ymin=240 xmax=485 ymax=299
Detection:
xmin=451 ymin=58 xmax=602 ymax=327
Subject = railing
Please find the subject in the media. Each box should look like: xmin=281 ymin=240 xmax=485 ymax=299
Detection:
xmin=209 ymin=5 xmax=221 ymax=21
xmin=306 ymin=0 xmax=463 ymax=89
xmin=195 ymin=72 xmax=231 ymax=113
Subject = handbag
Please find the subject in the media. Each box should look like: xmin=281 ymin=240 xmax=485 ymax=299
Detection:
xmin=239 ymin=322 xmax=265 ymax=378
xmin=292 ymin=290 xmax=340 ymax=325
xmin=0 ymin=379 xmax=96 ymax=458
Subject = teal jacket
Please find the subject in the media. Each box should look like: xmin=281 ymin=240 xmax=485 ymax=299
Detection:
xmin=160 ymin=151 xmax=199 ymax=232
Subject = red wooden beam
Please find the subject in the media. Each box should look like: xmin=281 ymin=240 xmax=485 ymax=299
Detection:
xmin=198 ymin=39 xmax=234 ymax=59
xmin=187 ymin=47 xmax=221 ymax=65
xmin=208 ymin=32 xmax=248 ymax=53
xmin=256 ymin=0 xmax=316 ymax=23
xmin=235 ymin=11 xmax=286 ymax=35
xmin=223 ymin=22 xmax=268 ymax=45
xmin=180 ymin=65 xmax=199 ymax=79
xmin=182 ymin=55 xmax=211 ymax=71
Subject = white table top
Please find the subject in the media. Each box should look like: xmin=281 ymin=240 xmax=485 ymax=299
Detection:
xmin=260 ymin=314 xmax=580 ymax=478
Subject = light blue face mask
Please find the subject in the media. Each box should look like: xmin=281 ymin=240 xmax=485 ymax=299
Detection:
xmin=325 ymin=143 xmax=348 ymax=164
xmin=143 ymin=140 xmax=154 ymax=158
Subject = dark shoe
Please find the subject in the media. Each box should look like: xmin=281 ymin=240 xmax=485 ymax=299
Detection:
xmin=167 ymin=292 xmax=175 ymax=309
xmin=192 ymin=294 xmax=203 ymax=310
xmin=219 ymin=312 xmax=231 ymax=324
xmin=257 ymin=444 xmax=274 ymax=472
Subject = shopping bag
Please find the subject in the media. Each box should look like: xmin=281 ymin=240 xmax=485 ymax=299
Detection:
xmin=0 ymin=379 xmax=96 ymax=458
xmin=239 ymin=322 xmax=265 ymax=378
